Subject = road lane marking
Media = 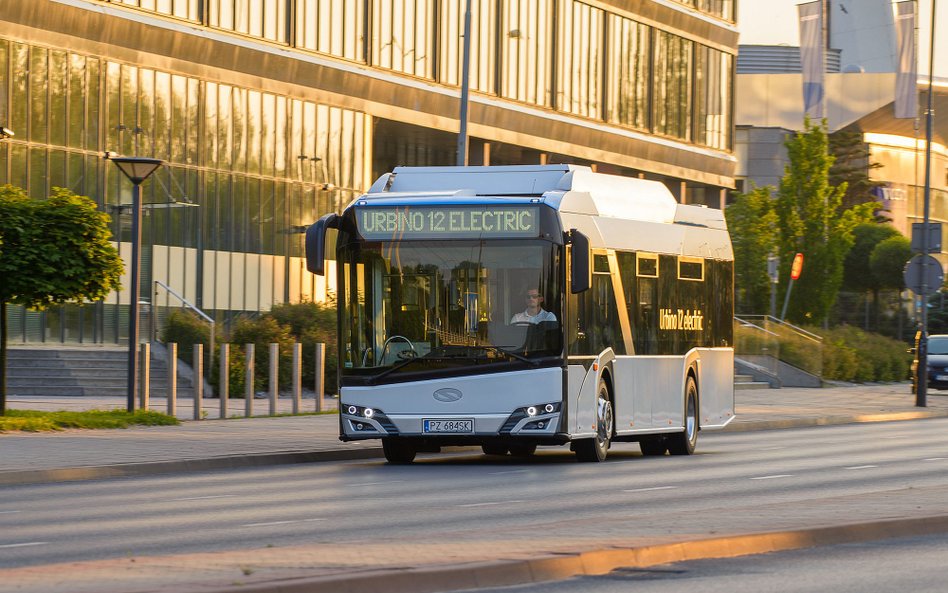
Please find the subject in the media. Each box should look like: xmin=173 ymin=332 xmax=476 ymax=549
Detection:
xmin=622 ymin=486 xmax=677 ymax=493
xmin=923 ymin=457 xmax=948 ymax=461
xmin=489 ymin=470 xmax=530 ymax=475
xmin=172 ymin=495 xmax=238 ymax=501
xmin=457 ymin=500 xmax=524 ymax=508
xmin=350 ymin=481 xmax=406 ymax=487
xmin=0 ymin=542 xmax=47 ymax=549
xmin=844 ymin=465 xmax=878 ymax=470
xmin=749 ymin=474 xmax=794 ymax=480
xmin=759 ymin=446 xmax=787 ymax=451
xmin=241 ymin=518 xmax=325 ymax=527
xmin=0 ymin=511 xmax=22 ymax=515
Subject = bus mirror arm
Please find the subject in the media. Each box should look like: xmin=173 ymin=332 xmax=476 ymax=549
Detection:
xmin=305 ymin=213 xmax=340 ymax=275
xmin=567 ymin=229 xmax=591 ymax=293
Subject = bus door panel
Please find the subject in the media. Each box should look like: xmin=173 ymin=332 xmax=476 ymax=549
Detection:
xmin=695 ymin=348 xmax=735 ymax=429
xmin=630 ymin=356 xmax=687 ymax=430
xmin=611 ymin=357 xmax=643 ymax=434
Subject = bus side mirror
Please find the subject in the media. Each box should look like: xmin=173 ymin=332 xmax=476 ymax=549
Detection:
xmin=568 ymin=229 xmax=591 ymax=293
xmin=305 ymin=213 xmax=339 ymax=276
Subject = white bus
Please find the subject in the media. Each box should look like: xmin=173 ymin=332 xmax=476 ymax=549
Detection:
xmin=306 ymin=165 xmax=734 ymax=463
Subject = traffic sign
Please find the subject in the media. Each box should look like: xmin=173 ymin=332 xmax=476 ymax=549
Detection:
xmin=904 ymin=254 xmax=944 ymax=295
xmin=911 ymin=222 xmax=942 ymax=253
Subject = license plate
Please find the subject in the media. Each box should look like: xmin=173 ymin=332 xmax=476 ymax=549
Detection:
xmin=937 ymin=375 xmax=948 ymax=381
xmin=423 ymin=418 xmax=474 ymax=433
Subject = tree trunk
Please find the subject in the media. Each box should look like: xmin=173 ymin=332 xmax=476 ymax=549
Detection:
xmin=1 ymin=300 xmax=7 ymax=415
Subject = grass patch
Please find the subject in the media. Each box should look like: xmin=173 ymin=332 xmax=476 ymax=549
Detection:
xmin=0 ymin=409 xmax=180 ymax=433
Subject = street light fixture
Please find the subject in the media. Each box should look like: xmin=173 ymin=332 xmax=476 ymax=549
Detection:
xmin=109 ymin=156 xmax=164 ymax=413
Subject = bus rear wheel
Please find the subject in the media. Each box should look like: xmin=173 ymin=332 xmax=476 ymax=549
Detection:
xmin=575 ymin=379 xmax=613 ymax=462
xmin=382 ymin=439 xmax=417 ymax=464
xmin=667 ymin=376 xmax=698 ymax=456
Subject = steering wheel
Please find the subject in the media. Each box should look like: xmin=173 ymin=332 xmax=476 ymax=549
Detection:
xmin=381 ymin=334 xmax=417 ymax=362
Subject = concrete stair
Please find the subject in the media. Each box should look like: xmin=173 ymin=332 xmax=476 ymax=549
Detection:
xmin=734 ymin=372 xmax=772 ymax=390
xmin=5 ymin=346 xmax=196 ymax=398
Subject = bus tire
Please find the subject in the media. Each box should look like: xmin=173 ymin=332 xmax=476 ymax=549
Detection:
xmin=382 ymin=439 xmax=417 ymax=464
xmin=575 ymin=378 xmax=613 ymax=462
xmin=482 ymin=443 xmax=509 ymax=456
xmin=508 ymin=443 xmax=537 ymax=457
xmin=667 ymin=375 xmax=698 ymax=456
xmin=639 ymin=437 xmax=667 ymax=456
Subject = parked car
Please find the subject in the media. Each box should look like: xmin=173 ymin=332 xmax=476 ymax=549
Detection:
xmin=911 ymin=333 xmax=948 ymax=392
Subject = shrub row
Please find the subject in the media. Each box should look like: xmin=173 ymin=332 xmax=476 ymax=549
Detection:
xmin=160 ymin=301 xmax=338 ymax=396
xmin=816 ymin=325 xmax=912 ymax=383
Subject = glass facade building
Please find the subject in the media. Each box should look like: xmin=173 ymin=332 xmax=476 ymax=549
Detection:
xmin=1 ymin=0 xmax=737 ymax=344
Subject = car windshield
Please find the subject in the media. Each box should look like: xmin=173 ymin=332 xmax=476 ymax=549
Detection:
xmin=929 ymin=337 xmax=948 ymax=355
xmin=338 ymin=239 xmax=562 ymax=378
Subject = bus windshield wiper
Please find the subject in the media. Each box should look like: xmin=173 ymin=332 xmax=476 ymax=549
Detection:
xmin=461 ymin=345 xmax=539 ymax=366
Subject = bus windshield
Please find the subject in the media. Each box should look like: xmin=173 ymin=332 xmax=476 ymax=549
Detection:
xmin=339 ymin=239 xmax=562 ymax=379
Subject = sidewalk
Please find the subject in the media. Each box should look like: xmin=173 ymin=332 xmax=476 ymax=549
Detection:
xmin=2 ymin=382 xmax=947 ymax=484
xmin=3 ymin=383 xmax=948 ymax=593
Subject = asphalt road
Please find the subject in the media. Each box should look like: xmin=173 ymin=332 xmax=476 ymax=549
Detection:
xmin=3 ymin=418 xmax=948 ymax=570
xmin=460 ymin=533 xmax=948 ymax=593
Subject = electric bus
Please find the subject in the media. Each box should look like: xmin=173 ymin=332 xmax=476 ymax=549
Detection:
xmin=306 ymin=165 xmax=734 ymax=463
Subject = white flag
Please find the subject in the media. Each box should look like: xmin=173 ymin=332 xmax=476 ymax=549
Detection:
xmin=894 ymin=1 xmax=918 ymax=119
xmin=798 ymin=1 xmax=825 ymax=120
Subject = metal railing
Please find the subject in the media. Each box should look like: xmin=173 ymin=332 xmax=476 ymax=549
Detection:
xmin=151 ymin=280 xmax=215 ymax=374
xmin=735 ymin=315 xmax=824 ymax=379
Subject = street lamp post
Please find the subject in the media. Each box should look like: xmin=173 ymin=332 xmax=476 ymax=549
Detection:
xmin=109 ymin=156 xmax=164 ymax=412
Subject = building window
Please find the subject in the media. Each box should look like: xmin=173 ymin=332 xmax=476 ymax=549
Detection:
xmin=556 ymin=0 xmax=603 ymax=119
xmin=695 ymin=45 xmax=732 ymax=150
xmin=606 ymin=15 xmax=650 ymax=130
xmin=652 ymin=30 xmax=693 ymax=141
xmin=296 ymin=0 xmax=365 ymax=61
xmin=500 ymin=0 xmax=553 ymax=107
xmin=438 ymin=0 xmax=496 ymax=93
xmin=210 ymin=0 xmax=288 ymax=44
xmin=371 ymin=0 xmax=435 ymax=78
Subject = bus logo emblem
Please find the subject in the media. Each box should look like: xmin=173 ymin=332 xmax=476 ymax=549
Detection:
xmin=433 ymin=388 xmax=463 ymax=402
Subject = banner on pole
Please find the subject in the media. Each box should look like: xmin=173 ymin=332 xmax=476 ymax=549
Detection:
xmin=894 ymin=1 xmax=918 ymax=119
xmin=798 ymin=1 xmax=825 ymax=120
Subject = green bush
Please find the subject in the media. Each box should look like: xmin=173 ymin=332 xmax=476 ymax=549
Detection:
xmin=160 ymin=310 xmax=213 ymax=365
xmin=229 ymin=316 xmax=296 ymax=394
xmin=815 ymin=326 xmax=911 ymax=382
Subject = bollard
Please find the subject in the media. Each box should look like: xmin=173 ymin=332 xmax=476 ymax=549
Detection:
xmin=193 ymin=343 xmax=204 ymax=420
xmin=167 ymin=342 xmax=177 ymax=417
xmin=314 ymin=342 xmax=325 ymax=413
xmin=292 ymin=343 xmax=302 ymax=414
xmin=139 ymin=342 xmax=151 ymax=411
xmin=245 ymin=343 xmax=254 ymax=418
xmin=269 ymin=343 xmax=278 ymax=416
xmin=219 ymin=343 xmax=230 ymax=419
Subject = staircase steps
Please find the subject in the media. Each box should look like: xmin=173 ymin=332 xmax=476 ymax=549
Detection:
xmin=734 ymin=372 xmax=772 ymax=390
xmin=5 ymin=346 xmax=198 ymax=398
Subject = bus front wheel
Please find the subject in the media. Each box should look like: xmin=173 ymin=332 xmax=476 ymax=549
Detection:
xmin=382 ymin=439 xmax=417 ymax=464
xmin=667 ymin=376 xmax=698 ymax=456
xmin=575 ymin=379 xmax=613 ymax=462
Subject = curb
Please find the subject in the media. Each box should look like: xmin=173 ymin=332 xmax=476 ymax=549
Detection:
xmin=179 ymin=513 xmax=948 ymax=593
xmin=3 ymin=411 xmax=947 ymax=486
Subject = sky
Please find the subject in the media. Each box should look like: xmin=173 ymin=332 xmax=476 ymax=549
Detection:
xmin=737 ymin=0 xmax=948 ymax=77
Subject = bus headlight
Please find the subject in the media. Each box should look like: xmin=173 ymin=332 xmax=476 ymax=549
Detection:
xmin=363 ymin=407 xmax=375 ymax=419
xmin=526 ymin=406 xmax=538 ymax=417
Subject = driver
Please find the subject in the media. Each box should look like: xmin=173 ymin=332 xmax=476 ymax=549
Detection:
xmin=510 ymin=289 xmax=557 ymax=324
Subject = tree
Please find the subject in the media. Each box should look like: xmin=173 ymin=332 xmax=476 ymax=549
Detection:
xmin=0 ymin=186 xmax=123 ymax=414
xmin=829 ymin=129 xmax=885 ymax=213
xmin=869 ymin=235 xmax=912 ymax=339
xmin=842 ymin=223 xmax=900 ymax=329
xmin=725 ymin=185 xmax=779 ymax=314
xmin=775 ymin=118 xmax=877 ymax=325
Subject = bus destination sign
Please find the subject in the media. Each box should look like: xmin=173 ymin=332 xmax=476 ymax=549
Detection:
xmin=357 ymin=206 xmax=540 ymax=240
